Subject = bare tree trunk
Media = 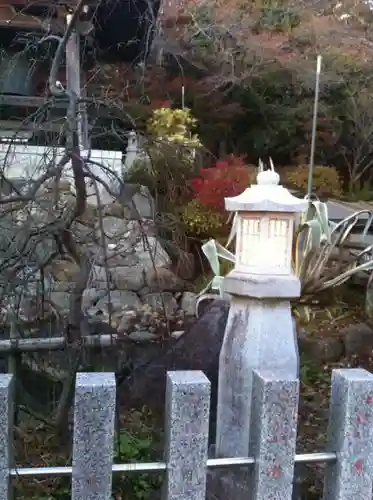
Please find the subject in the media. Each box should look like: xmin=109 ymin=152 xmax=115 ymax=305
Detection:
xmin=46 ymin=0 xmax=88 ymax=438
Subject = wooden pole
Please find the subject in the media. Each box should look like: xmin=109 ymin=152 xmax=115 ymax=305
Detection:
xmin=66 ymin=12 xmax=88 ymax=150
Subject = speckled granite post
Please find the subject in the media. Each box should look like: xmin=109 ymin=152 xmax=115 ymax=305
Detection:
xmin=163 ymin=371 xmax=210 ymax=500
xmin=323 ymin=368 xmax=373 ymax=500
xmin=249 ymin=369 xmax=299 ymax=500
xmin=207 ymin=369 xmax=299 ymax=500
xmin=72 ymin=373 xmax=116 ymax=500
xmin=0 ymin=375 xmax=14 ymax=500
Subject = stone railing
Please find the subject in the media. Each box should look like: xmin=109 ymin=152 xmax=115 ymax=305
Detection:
xmin=1 ymin=367 xmax=373 ymax=499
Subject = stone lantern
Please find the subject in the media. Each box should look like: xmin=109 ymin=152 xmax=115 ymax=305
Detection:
xmin=215 ymin=164 xmax=308 ymax=459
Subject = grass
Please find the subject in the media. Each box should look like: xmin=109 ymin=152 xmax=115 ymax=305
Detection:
xmin=300 ymin=354 xmax=330 ymax=387
xmin=13 ymin=408 xmax=163 ymax=500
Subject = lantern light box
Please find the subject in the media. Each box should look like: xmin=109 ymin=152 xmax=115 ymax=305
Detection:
xmin=225 ymin=167 xmax=307 ymax=277
xmin=236 ymin=213 xmax=293 ymax=274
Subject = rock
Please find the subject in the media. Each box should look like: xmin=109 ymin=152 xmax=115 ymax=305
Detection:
xmin=3 ymin=180 xmax=191 ymax=331
xmin=117 ymin=299 xmax=230 ymax=441
xmin=343 ymin=322 xmax=373 ymax=356
xmin=102 ymin=200 xmax=125 ymax=218
xmin=49 ymin=260 xmax=80 ymax=282
xmin=48 ymin=280 xmax=73 ymax=293
xmin=72 ymin=221 xmax=94 ymax=244
xmin=77 ymin=204 xmax=97 ymax=224
xmin=165 ymin=246 xmax=195 ymax=280
xmin=129 ymin=330 xmax=158 ymax=342
xmin=298 ymin=330 xmax=344 ymax=362
xmin=114 ymin=254 xmax=140 ymax=267
xmin=142 ymin=292 xmax=178 ymax=318
xmin=118 ymin=310 xmax=138 ymax=333
xmin=135 ymin=236 xmax=171 ymax=268
xmin=88 ymin=243 xmax=139 ymax=268
xmin=175 ymin=251 xmax=195 ymax=280
xmin=49 ymin=291 xmax=71 ymax=313
xmin=120 ymin=185 xmax=154 ymax=219
xmin=112 ymin=266 xmax=146 ymax=291
xmin=82 ymin=288 xmax=108 ymax=312
xmin=33 ymin=237 xmax=59 ymax=266
xmin=171 ymin=330 xmax=184 ymax=339
xmin=90 ymin=265 xmax=112 ymax=284
xmin=86 ymin=181 xmax=116 ymax=206
xmin=146 ymin=268 xmax=186 ymax=291
xmin=98 ymin=216 xmax=131 ymax=240
xmin=180 ymin=292 xmax=198 ymax=316
xmin=44 ymin=178 xmax=72 ymax=192
xmin=206 ymin=459 xmax=306 ymax=500
xmin=95 ymin=290 xmax=141 ymax=315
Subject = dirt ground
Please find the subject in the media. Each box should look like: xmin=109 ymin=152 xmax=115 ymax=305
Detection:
xmin=296 ymin=288 xmax=371 ymax=497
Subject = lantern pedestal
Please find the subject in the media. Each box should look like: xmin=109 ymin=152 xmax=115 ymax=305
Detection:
xmin=215 ymin=289 xmax=299 ymax=459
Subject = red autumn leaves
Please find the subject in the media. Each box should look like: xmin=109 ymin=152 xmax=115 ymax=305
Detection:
xmin=191 ymin=155 xmax=252 ymax=212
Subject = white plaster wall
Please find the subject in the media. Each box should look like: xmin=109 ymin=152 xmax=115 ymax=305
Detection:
xmin=0 ymin=145 xmax=123 ymax=204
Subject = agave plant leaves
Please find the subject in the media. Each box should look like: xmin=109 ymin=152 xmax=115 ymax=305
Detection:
xmin=199 ymin=187 xmax=373 ymax=306
xmin=294 ymin=200 xmax=373 ymax=296
xmin=199 ymin=237 xmax=236 ymax=298
xmin=300 ymin=198 xmax=331 ymax=242
xmin=294 ymin=197 xmax=332 ymax=291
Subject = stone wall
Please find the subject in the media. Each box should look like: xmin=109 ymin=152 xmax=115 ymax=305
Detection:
xmin=9 ymin=179 xmax=197 ymax=340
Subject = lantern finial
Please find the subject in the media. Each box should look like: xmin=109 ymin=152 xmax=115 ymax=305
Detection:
xmin=256 ymin=157 xmax=280 ymax=185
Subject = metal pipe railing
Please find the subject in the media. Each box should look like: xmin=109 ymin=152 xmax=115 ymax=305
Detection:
xmin=0 ymin=334 xmax=120 ymax=353
xmin=10 ymin=452 xmax=336 ymax=478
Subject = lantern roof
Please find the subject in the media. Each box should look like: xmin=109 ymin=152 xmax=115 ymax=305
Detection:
xmin=225 ymin=165 xmax=308 ymax=213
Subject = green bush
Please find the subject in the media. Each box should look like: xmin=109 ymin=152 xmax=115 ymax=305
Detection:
xmin=125 ymin=107 xmax=202 ymax=212
xmin=283 ymin=165 xmax=343 ymax=198
xmin=126 ymin=145 xmax=199 ymax=211
xmin=182 ymin=199 xmax=225 ymax=238
xmin=257 ymin=6 xmax=300 ymax=32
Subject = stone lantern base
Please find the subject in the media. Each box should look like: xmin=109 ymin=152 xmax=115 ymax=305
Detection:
xmin=215 ymin=293 xmax=299 ymax=458
xmin=215 ymin=268 xmax=301 ymax=460
xmin=224 ymin=269 xmax=301 ymax=299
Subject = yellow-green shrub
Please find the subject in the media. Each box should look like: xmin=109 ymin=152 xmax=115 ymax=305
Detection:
xmin=182 ymin=199 xmax=225 ymax=238
xmin=126 ymin=107 xmax=203 ymax=210
xmin=147 ymin=107 xmax=202 ymax=149
xmin=283 ymin=165 xmax=342 ymax=198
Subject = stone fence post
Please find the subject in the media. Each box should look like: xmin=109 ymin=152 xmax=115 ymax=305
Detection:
xmin=71 ymin=373 xmax=116 ymax=500
xmin=163 ymin=371 xmax=210 ymax=500
xmin=0 ymin=375 xmax=14 ymax=500
xmin=208 ymin=369 xmax=299 ymax=500
xmin=324 ymin=368 xmax=373 ymax=500
xmin=249 ymin=369 xmax=298 ymax=500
